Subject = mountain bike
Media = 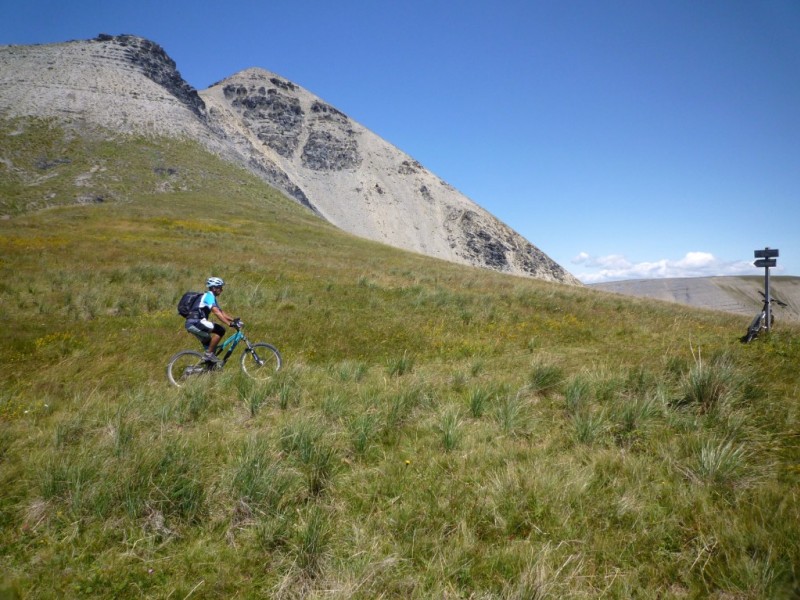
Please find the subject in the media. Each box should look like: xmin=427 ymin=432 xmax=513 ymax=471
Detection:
xmin=740 ymin=291 xmax=787 ymax=343
xmin=167 ymin=321 xmax=281 ymax=387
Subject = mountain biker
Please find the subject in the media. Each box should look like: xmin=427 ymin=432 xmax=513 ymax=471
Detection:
xmin=185 ymin=277 xmax=239 ymax=363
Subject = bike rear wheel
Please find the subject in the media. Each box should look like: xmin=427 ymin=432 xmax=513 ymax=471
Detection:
xmin=742 ymin=312 xmax=765 ymax=343
xmin=240 ymin=343 xmax=282 ymax=381
xmin=167 ymin=350 xmax=208 ymax=387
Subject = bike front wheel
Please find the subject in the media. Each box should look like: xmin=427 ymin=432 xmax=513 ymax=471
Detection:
xmin=167 ymin=350 xmax=208 ymax=387
xmin=240 ymin=343 xmax=282 ymax=381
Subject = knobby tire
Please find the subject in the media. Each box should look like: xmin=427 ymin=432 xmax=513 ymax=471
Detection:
xmin=742 ymin=312 xmax=765 ymax=343
xmin=167 ymin=350 xmax=208 ymax=387
xmin=240 ymin=343 xmax=282 ymax=381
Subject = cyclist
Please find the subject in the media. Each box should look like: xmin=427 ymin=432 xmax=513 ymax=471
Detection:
xmin=185 ymin=277 xmax=239 ymax=363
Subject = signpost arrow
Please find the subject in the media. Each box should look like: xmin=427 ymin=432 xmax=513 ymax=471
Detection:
xmin=754 ymin=249 xmax=779 ymax=258
xmin=754 ymin=259 xmax=777 ymax=268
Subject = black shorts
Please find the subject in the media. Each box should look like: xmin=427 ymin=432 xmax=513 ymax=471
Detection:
xmin=186 ymin=319 xmax=226 ymax=344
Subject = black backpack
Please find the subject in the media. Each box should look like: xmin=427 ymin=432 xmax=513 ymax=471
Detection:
xmin=177 ymin=291 xmax=203 ymax=318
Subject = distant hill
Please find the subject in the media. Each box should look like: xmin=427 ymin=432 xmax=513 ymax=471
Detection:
xmin=0 ymin=34 xmax=579 ymax=284
xmin=591 ymin=276 xmax=800 ymax=322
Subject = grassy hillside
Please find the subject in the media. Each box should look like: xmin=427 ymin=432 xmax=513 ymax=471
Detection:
xmin=1 ymin=118 xmax=799 ymax=599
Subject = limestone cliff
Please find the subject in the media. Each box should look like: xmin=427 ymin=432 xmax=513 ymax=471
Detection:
xmin=0 ymin=34 xmax=580 ymax=285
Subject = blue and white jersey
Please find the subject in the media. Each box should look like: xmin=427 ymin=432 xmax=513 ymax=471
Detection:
xmin=197 ymin=291 xmax=218 ymax=319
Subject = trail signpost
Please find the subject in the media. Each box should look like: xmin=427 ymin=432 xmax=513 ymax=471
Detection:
xmin=754 ymin=247 xmax=779 ymax=332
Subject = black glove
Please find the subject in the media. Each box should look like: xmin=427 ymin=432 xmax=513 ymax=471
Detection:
xmin=230 ymin=318 xmax=243 ymax=329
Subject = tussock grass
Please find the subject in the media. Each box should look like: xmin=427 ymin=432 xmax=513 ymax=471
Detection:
xmin=494 ymin=391 xmax=534 ymax=437
xmin=1 ymin=118 xmax=799 ymax=598
xmin=386 ymin=351 xmax=415 ymax=377
xmin=436 ymin=407 xmax=464 ymax=451
xmin=465 ymin=385 xmax=496 ymax=418
xmin=694 ymin=437 xmax=749 ymax=485
xmin=679 ymin=352 xmax=739 ymax=414
xmin=572 ymin=409 xmax=608 ymax=445
xmin=528 ymin=359 xmax=564 ymax=396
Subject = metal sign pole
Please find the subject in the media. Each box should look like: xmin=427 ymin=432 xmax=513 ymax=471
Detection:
xmin=753 ymin=247 xmax=779 ymax=334
xmin=765 ymin=262 xmax=771 ymax=332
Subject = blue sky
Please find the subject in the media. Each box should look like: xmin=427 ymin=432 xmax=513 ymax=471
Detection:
xmin=3 ymin=0 xmax=798 ymax=282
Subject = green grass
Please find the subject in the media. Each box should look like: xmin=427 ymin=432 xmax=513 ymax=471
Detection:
xmin=1 ymin=117 xmax=800 ymax=598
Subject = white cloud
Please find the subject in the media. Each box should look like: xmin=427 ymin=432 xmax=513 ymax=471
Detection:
xmin=572 ymin=253 xmax=632 ymax=269
xmin=572 ymin=252 xmax=591 ymax=264
xmin=572 ymin=251 xmax=759 ymax=284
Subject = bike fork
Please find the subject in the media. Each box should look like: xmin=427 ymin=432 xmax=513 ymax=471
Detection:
xmin=246 ymin=344 xmax=266 ymax=367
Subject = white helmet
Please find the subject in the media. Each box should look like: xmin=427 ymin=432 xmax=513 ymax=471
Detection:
xmin=206 ymin=276 xmax=225 ymax=289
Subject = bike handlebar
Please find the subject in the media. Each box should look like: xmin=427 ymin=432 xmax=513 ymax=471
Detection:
xmin=757 ymin=291 xmax=788 ymax=307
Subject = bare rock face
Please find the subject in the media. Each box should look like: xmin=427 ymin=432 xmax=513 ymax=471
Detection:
xmin=0 ymin=35 xmax=581 ymax=285
xmin=0 ymin=34 xmax=208 ymax=138
xmin=94 ymin=34 xmax=207 ymax=120
xmin=201 ymin=69 xmax=580 ymax=283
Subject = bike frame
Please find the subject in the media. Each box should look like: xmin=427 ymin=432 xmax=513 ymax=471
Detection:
xmin=208 ymin=327 xmax=266 ymax=367
xmin=168 ymin=320 xmax=281 ymax=387
xmin=213 ymin=329 xmax=245 ymax=366
xmin=741 ymin=291 xmax=786 ymax=343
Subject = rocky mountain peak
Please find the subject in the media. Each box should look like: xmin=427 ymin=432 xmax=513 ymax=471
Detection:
xmin=0 ymin=34 xmax=581 ymax=285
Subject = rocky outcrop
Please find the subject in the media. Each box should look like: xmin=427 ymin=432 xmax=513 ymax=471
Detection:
xmin=218 ymin=77 xmax=363 ymax=172
xmin=0 ymin=34 xmax=581 ymax=285
xmin=0 ymin=34 xmax=209 ymax=138
xmin=449 ymin=209 xmax=570 ymax=281
xmin=93 ymin=34 xmax=207 ymax=120
xmin=223 ymin=82 xmax=304 ymax=157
